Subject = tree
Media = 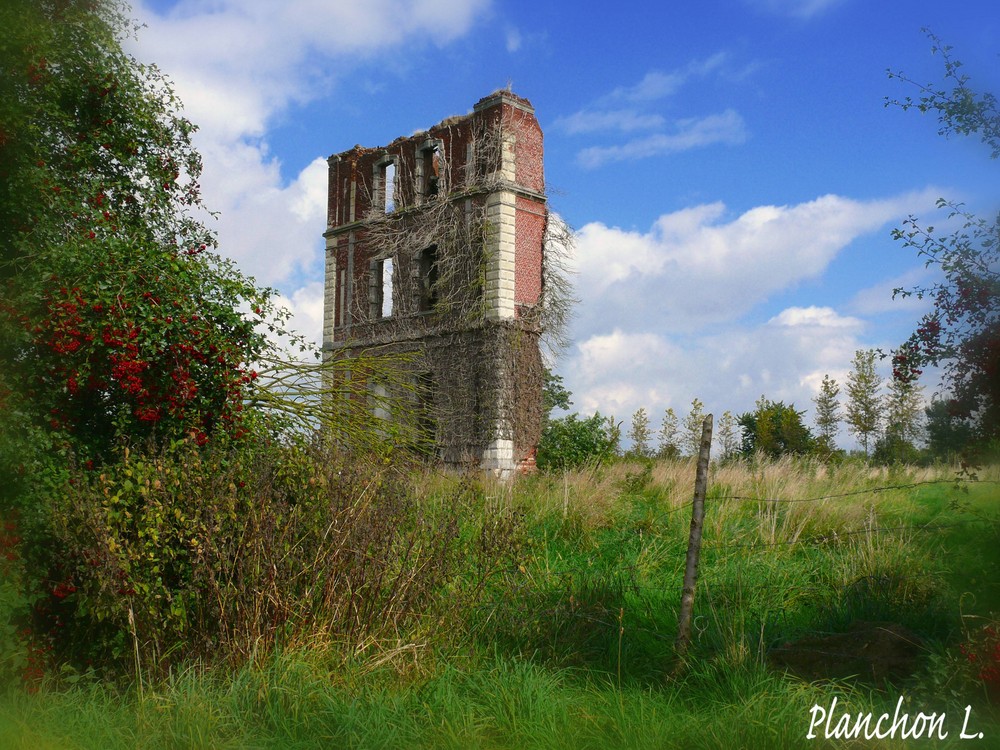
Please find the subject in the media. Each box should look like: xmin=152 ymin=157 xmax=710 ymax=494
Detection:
xmin=0 ymin=0 xmax=301 ymax=680
xmin=716 ymin=410 xmax=740 ymax=460
xmin=682 ymin=398 xmax=705 ymax=456
xmin=626 ymin=407 xmax=652 ymax=458
xmin=845 ymin=349 xmax=882 ymax=456
xmin=536 ymin=412 xmax=618 ymax=471
xmin=924 ymin=399 xmax=976 ymax=459
xmin=813 ymin=374 xmax=841 ymax=453
xmin=0 ymin=0 xmax=282 ymax=468
xmin=737 ymin=396 xmax=816 ymax=459
xmin=0 ymin=0 xmax=422 ymax=680
xmin=884 ymin=375 xmax=924 ymax=445
xmin=657 ymin=407 xmax=680 ymax=459
xmin=871 ymin=376 xmax=925 ymax=465
xmin=887 ymin=32 xmax=1000 ymax=445
xmin=542 ymin=369 xmax=572 ymax=419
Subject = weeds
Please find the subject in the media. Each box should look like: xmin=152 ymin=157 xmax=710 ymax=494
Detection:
xmin=3 ymin=456 xmax=999 ymax=748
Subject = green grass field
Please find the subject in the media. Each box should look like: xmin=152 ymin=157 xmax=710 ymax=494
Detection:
xmin=2 ymin=458 xmax=998 ymax=749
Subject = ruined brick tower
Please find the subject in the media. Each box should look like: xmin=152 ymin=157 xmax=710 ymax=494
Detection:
xmin=322 ymin=91 xmax=547 ymax=473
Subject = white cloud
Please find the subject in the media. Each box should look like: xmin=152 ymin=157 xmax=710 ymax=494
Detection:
xmin=603 ymin=53 xmax=729 ymax=103
xmin=769 ymin=306 xmax=863 ymax=328
xmin=557 ymin=189 xmax=941 ymax=444
xmin=559 ymin=53 xmax=744 ymax=168
xmin=274 ymin=281 xmax=326 ymax=350
xmin=129 ymin=0 xmax=491 ymax=245
xmin=564 ymin=311 xmax=879 ymax=445
xmin=567 ymin=320 xmax=864 ymax=422
xmin=570 ymin=189 xmax=940 ymax=334
xmin=195 ymin=145 xmax=328 ymax=291
xmin=126 ymin=0 xmax=492 ymax=350
xmin=576 ymin=110 xmax=747 ymax=167
xmin=554 ymin=109 xmax=666 ymax=135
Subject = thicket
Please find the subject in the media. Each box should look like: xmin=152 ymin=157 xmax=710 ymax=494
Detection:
xmin=0 ymin=0 xmax=515 ymax=689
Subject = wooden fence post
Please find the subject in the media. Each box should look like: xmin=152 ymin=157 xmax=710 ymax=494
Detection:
xmin=674 ymin=413 xmax=713 ymax=670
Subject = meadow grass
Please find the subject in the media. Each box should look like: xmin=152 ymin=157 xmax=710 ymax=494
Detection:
xmin=2 ymin=457 xmax=998 ymax=748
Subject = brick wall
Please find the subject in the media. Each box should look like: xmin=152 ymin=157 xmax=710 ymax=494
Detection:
xmin=321 ymin=92 xmax=546 ymax=473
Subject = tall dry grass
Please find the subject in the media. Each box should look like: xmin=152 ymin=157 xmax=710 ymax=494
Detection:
xmin=491 ymin=455 xmax=973 ymax=546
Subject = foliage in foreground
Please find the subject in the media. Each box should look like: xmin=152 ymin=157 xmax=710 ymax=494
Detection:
xmin=2 ymin=439 xmax=522 ymax=682
xmin=0 ymin=0 xmax=436 ymax=691
xmin=2 ymin=458 xmax=999 ymax=748
xmin=0 ymin=0 xmax=289 ymax=473
xmin=887 ymin=32 xmax=1000 ymax=446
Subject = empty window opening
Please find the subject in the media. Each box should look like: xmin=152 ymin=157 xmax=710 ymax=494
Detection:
xmin=418 ymin=245 xmax=439 ymax=312
xmin=370 ymin=381 xmax=391 ymax=427
xmin=382 ymin=161 xmax=397 ymax=213
xmin=422 ymin=146 xmax=440 ymax=197
xmin=415 ymin=371 xmax=437 ymax=454
xmin=382 ymin=256 xmax=394 ymax=317
xmin=370 ymin=257 xmax=394 ymax=319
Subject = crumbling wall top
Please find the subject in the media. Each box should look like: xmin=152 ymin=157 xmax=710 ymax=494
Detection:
xmin=327 ymin=91 xmax=537 ymax=162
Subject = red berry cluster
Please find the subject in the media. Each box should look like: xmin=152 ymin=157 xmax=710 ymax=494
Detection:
xmin=22 ymin=275 xmax=259 ymax=446
xmin=960 ymin=624 xmax=1000 ymax=699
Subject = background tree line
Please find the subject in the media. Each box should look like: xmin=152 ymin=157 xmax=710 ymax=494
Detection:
xmin=538 ymin=340 xmax=979 ymax=469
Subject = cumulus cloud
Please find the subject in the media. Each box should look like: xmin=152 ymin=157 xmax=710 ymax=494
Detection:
xmin=769 ymin=306 xmax=863 ymax=328
xmin=567 ymin=321 xmax=860 ymax=420
xmin=132 ymin=0 xmax=491 ymax=136
xmin=273 ymin=281 xmax=327 ymax=353
xmin=557 ymin=189 xmax=939 ymax=441
xmin=194 ymin=147 xmax=330 ymax=289
xmin=571 ymin=189 xmax=940 ymax=335
xmin=564 ymin=310 xmax=875 ymax=445
xmin=576 ymin=110 xmax=747 ymax=167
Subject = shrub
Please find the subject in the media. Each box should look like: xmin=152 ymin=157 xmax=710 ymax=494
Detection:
xmin=17 ymin=438 xmax=518 ymax=678
xmin=0 ymin=0 xmax=284 ymax=461
xmin=738 ymin=398 xmax=817 ymax=459
xmin=960 ymin=619 xmax=1000 ymax=702
xmin=536 ymin=412 xmax=618 ymax=471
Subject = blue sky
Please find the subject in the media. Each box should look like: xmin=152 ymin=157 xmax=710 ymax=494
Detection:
xmin=128 ymin=0 xmax=997 ymax=448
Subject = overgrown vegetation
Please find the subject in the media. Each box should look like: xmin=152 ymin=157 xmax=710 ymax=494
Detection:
xmin=0 ymin=0 xmax=432 ymax=692
xmin=2 ymin=6 xmax=998 ymax=747
xmin=2 ymin=458 xmax=999 ymax=748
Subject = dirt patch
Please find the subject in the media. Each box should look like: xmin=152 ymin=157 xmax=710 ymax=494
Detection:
xmin=768 ymin=620 xmax=923 ymax=685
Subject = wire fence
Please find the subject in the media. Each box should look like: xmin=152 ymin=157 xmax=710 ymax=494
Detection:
xmin=463 ymin=470 xmax=999 ymax=667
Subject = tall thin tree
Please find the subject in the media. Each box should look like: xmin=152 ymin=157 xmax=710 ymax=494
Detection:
xmin=682 ymin=398 xmax=705 ymax=457
xmin=845 ymin=350 xmax=882 ymax=456
xmin=658 ymin=407 xmax=680 ymax=459
xmin=627 ymin=407 xmax=652 ymax=458
xmin=884 ymin=376 xmax=924 ymax=445
xmin=813 ymin=374 xmax=841 ymax=452
xmin=717 ymin=410 xmax=740 ymax=460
